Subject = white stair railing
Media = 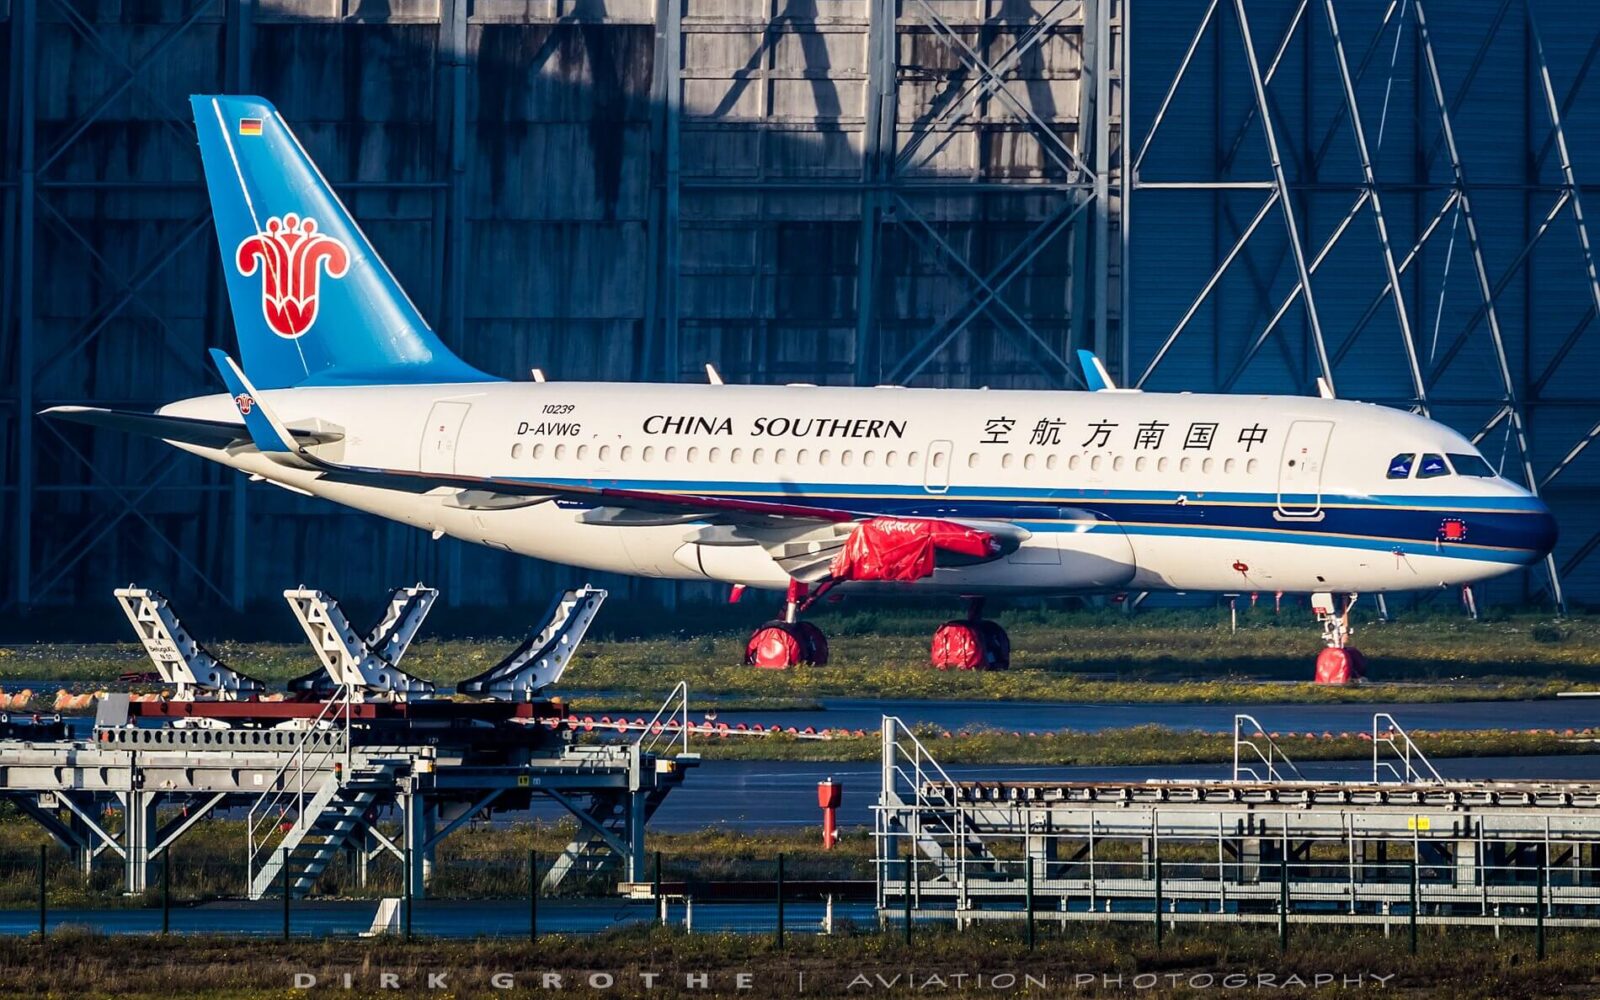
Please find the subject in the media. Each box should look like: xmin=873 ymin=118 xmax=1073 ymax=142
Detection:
xmin=1233 ymin=714 xmax=1305 ymax=782
xmin=637 ymin=681 xmax=690 ymax=757
xmin=1373 ymin=712 xmax=1445 ymax=784
xmin=247 ymin=689 xmax=352 ymax=889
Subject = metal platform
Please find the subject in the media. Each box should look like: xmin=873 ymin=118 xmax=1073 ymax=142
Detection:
xmin=0 ymin=584 xmax=697 ymax=901
xmin=875 ymin=717 xmax=1600 ymax=930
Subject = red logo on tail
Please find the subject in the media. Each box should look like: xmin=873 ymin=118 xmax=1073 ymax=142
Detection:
xmin=235 ymin=214 xmax=350 ymax=339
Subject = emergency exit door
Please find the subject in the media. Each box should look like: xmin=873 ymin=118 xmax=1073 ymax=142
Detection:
xmin=420 ymin=401 xmax=471 ymax=474
xmin=1276 ymin=419 xmax=1334 ymax=517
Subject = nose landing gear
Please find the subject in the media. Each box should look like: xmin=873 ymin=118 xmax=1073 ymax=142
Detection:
xmin=1312 ymin=591 xmax=1366 ymax=684
xmin=930 ymin=597 xmax=1010 ymax=670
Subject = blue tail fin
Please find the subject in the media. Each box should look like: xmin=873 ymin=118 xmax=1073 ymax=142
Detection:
xmin=191 ymin=95 xmax=494 ymax=389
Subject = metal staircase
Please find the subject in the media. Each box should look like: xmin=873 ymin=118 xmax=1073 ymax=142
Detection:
xmin=877 ymin=717 xmax=1000 ymax=880
xmin=246 ymin=693 xmax=366 ymax=899
xmin=541 ymin=683 xmax=693 ymax=891
xmin=249 ymin=757 xmax=404 ymax=899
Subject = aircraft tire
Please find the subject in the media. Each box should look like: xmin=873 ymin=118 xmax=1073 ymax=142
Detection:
xmin=975 ymin=619 xmax=1011 ymax=670
xmin=793 ymin=621 xmax=829 ymax=666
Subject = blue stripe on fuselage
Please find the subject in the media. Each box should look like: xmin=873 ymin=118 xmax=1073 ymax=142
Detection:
xmin=524 ymin=476 xmax=1550 ymax=562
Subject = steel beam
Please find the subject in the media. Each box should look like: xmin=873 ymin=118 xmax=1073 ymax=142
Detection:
xmin=1415 ymin=0 xmax=1562 ymax=610
xmin=1233 ymin=0 xmax=1331 ymax=393
xmin=13 ymin=0 xmax=34 ymax=608
xmin=1323 ymin=0 xmax=1427 ymax=410
xmin=645 ymin=0 xmax=682 ymax=382
xmin=854 ymin=0 xmax=896 ymax=384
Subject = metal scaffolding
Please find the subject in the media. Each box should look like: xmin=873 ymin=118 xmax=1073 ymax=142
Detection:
xmin=1127 ymin=0 xmax=1600 ymax=605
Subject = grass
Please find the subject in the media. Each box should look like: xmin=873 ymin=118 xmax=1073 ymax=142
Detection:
xmin=0 ymin=922 xmax=1593 ymax=998
xmin=4 ymin=607 xmax=1600 ymax=706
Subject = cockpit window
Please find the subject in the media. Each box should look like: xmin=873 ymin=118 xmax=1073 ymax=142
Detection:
xmin=1386 ymin=453 xmax=1415 ymax=479
xmin=1417 ymin=453 xmax=1450 ymax=479
xmin=1448 ymin=453 xmax=1496 ymax=477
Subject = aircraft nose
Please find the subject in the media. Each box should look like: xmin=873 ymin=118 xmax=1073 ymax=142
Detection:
xmin=1526 ymin=496 xmax=1560 ymax=563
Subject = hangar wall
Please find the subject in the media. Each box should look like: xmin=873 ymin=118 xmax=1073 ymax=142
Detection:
xmin=0 ymin=0 xmax=1595 ymax=614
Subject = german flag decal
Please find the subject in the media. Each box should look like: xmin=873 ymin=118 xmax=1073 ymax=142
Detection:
xmin=238 ymin=118 xmax=263 ymax=136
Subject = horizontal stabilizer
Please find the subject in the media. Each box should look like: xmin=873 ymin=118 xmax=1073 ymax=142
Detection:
xmin=42 ymin=405 xmax=340 ymax=449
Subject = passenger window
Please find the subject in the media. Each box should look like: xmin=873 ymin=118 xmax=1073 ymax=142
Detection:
xmin=1448 ymin=453 xmax=1496 ymax=477
xmin=1418 ymin=453 xmax=1449 ymax=479
xmin=511 ymin=443 xmax=523 ymax=460
xmin=1387 ymin=453 xmax=1415 ymax=479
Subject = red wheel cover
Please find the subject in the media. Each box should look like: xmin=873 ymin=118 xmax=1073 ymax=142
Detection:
xmin=1314 ymin=647 xmax=1365 ymax=685
xmin=746 ymin=624 xmax=802 ymax=669
xmin=931 ymin=622 xmax=984 ymax=670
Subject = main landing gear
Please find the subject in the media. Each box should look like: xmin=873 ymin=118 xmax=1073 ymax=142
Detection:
xmin=745 ymin=580 xmax=830 ymax=669
xmin=1312 ymin=591 xmax=1366 ymax=684
xmin=930 ymin=597 xmax=1010 ymax=671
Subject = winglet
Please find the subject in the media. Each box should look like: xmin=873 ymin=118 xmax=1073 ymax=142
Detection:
xmin=705 ymin=363 xmax=724 ymax=386
xmin=1316 ymin=376 xmax=1336 ymax=400
xmin=1077 ymin=350 xmax=1116 ymax=391
xmin=209 ymin=349 xmax=302 ymax=457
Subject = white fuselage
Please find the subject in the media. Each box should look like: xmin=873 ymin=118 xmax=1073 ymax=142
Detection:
xmin=161 ymin=381 xmax=1555 ymax=596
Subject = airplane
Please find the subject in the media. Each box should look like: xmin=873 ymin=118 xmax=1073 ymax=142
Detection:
xmin=45 ymin=96 xmax=1558 ymax=673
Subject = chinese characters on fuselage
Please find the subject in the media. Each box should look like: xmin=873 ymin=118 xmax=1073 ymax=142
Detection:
xmin=978 ymin=418 xmax=1270 ymax=452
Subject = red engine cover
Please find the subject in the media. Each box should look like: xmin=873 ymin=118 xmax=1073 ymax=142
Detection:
xmin=830 ymin=517 xmax=998 ymax=582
